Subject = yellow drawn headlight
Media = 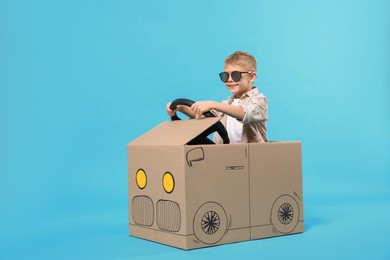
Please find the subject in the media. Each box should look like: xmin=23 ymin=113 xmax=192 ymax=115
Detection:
xmin=136 ymin=169 xmax=147 ymax=189
xmin=163 ymin=172 xmax=175 ymax=193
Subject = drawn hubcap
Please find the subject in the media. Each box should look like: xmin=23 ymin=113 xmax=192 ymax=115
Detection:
xmin=201 ymin=211 xmax=220 ymax=235
xmin=278 ymin=203 xmax=294 ymax=225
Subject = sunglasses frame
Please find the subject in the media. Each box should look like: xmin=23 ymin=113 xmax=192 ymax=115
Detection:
xmin=219 ymin=71 xmax=253 ymax=83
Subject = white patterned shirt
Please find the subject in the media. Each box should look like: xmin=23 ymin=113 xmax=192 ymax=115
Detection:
xmin=213 ymin=87 xmax=268 ymax=143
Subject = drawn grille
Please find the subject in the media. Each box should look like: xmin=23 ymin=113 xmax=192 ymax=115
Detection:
xmin=131 ymin=196 xmax=154 ymax=227
xmin=156 ymin=200 xmax=181 ymax=232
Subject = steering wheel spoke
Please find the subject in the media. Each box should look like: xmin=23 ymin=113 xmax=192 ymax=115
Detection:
xmin=169 ymin=98 xmax=230 ymax=144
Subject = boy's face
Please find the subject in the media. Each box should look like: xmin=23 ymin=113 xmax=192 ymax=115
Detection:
xmin=223 ymin=62 xmax=256 ymax=98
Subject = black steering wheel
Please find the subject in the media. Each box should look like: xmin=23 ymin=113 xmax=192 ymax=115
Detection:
xmin=169 ymin=98 xmax=230 ymax=145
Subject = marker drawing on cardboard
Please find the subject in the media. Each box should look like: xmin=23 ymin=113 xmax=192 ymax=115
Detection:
xmin=127 ymin=98 xmax=304 ymax=250
xmin=186 ymin=147 xmax=204 ymax=167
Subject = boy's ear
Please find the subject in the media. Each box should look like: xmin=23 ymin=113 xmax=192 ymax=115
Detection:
xmin=250 ymin=71 xmax=257 ymax=83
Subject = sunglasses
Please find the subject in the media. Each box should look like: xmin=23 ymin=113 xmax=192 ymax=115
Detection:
xmin=219 ymin=71 xmax=252 ymax=83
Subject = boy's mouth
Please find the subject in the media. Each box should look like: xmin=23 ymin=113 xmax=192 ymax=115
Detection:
xmin=226 ymin=83 xmax=239 ymax=91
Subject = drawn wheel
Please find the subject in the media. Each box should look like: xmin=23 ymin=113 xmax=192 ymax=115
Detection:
xmin=270 ymin=195 xmax=300 ymax=234
xmin=193 ymin=202 xmax=227 ymax=245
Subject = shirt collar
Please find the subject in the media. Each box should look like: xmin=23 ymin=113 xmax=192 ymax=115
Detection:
xmin=228 ymin=87 xmax=258 ymax=101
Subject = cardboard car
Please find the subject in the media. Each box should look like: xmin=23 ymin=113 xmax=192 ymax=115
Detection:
xmin=127 ymin=117 xmax=303 ymax=250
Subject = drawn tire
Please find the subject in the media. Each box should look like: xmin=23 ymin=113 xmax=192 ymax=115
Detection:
xmin=270 ymin=195 xmax=300 ymax=234
xmin=193 ymin=202 xmax=228 ymax=245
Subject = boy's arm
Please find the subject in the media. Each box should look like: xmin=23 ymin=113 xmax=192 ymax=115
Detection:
xmin=191 ymin=101 xmax=245 ymax=121
xmin=178 ymin=105 xmax=197 ymax=118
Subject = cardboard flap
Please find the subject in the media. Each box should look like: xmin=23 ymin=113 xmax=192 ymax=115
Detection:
xmin=129 ymin=117 xmax=222 ymax=146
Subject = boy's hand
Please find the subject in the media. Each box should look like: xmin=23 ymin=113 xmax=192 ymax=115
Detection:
xmin=191 ymin=101 xmax=216 ymax=115
xmin=166 ymin=102 xmax=177 ymax=117
xmin=166 ymin=101 xmax=217 ymax=119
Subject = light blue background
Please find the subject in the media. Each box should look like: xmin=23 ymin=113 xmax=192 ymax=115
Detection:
xmin=1 ymin=0 xmax=389 ymax=259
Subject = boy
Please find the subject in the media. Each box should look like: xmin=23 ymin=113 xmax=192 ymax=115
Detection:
xmin=166 ymin=51 xmax=268 ymax=143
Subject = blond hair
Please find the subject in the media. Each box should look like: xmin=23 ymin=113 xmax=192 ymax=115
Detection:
xmin=225 ymin=51 xmax=257 ymax=72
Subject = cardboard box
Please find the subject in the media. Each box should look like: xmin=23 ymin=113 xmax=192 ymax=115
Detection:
xmin=127 ymin=117 xmax=303 ymax=250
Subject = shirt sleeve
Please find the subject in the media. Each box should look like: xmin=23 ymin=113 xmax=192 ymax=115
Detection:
xmin=240 ymin=94 xmax=268 ymax=124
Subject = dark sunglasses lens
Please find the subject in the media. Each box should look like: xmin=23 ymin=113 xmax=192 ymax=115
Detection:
xmin=231 ymin=71 xmax=242 ymax=82
xmin=219 ymin=72 xmax=229 ymax=82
